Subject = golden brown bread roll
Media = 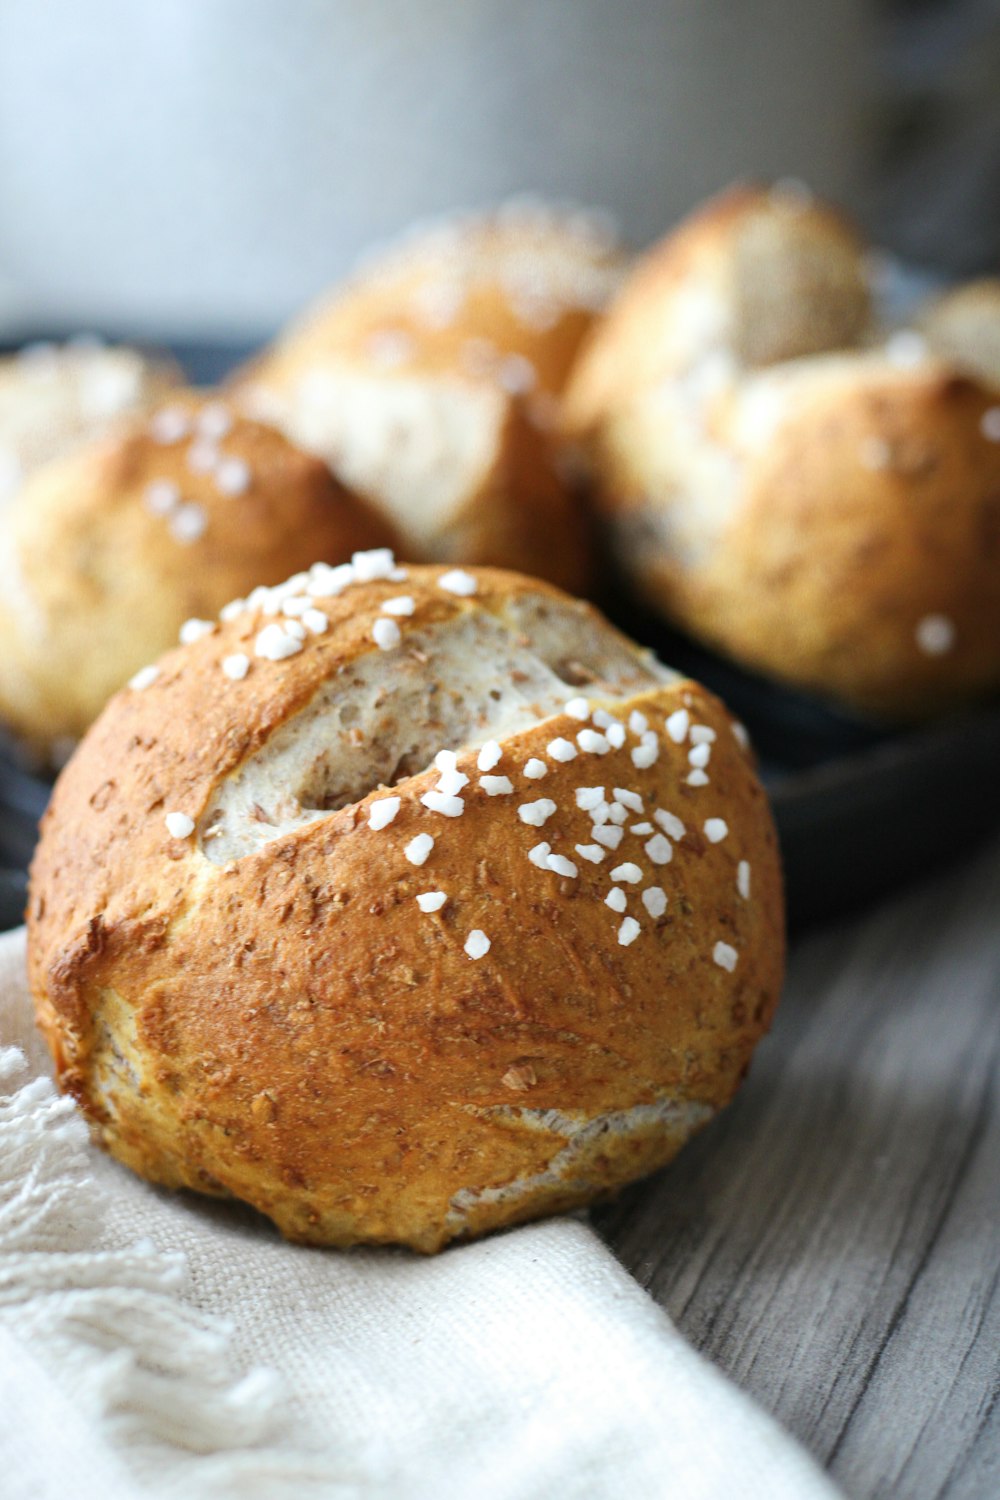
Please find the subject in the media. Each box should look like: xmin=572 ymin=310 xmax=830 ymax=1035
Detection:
xmin=234 ymin=203 xmax=629 ymax=592
xmin=0 ymin=338 xmax=180 ymax=503
xmin=0 ymin=394 xmax=398 ymax=753
xmin=564 ymin=184 xmax=1000 ymax=718
xmin=28 ymin=555 xmax=783 ymax=1252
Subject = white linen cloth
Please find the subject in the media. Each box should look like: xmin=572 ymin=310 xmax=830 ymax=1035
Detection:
xmin=0 ymin=927 xmax=838 ymax=1500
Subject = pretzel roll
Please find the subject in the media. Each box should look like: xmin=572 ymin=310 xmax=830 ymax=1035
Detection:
xmin=919 ymin=279 xmax=1000 ymax=391
xmin=584 ymin=348 xmax=1000 ymax=717
xmin=235 ymin=203 xmax=628 ymax=591
xmin=0 ymin=339 xmax=180 ymax=504
xmin=0 ymin=395 xmax=397 ymax=752
xmin=563 ymin=182 xmax=871 ymax=437
xmin=28 ymin=556 xmax=783 ymax=1253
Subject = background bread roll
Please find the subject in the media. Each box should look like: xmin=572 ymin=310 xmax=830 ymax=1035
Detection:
xmin=0 ymin=394 xmax=397 ymax=752
xmin=235 ymin=203 xmax=630 ymax=592
xmin=28 ymin=557 xmax=783 ymax=1252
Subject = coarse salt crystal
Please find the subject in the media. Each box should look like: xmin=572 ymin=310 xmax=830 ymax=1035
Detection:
xmin=165 ymin=811 xmax=194 ymax=839
xmin=686 ymin=770 xmax=710 ymax=787
xmin=465 ymin=930 xmax=491 ymax=960
xmin=477 ymin=740 xmax=502 ymax=771
xmin=642 ymin=888 xmax=667 ymax=918
xmin=631 ymin=743 xmax=658 ymax=769
xmin=645 ymin=834 xmax=673 ymax=865
xmin=372 ymin=617 xmax=401 ymax=650
xmin=518 ymin=798 xmax=557 ymax=827
xmin=144 ymin=479 xmax=179 ymax=515
xmin=169 ymin=502 xmax=207 ymax=544
xmin=480 ymin=775 xmax=514 ymax=796
xmin=216 ymin=457 xmax=251 ymax=495
xmin=187 ymin=439 xmax=219 ymax=474
xmin=404 ymin=833 xmax=434 ymax=866
xmin=284 ymin=619 xmax=306 ymax=641
xmin=575 ymin=786 xmax=605 ymax=811
xmin=593 ymin=825 xmax=624 ymax=851
xmin=611 ymin=862 xmax=642 ymax=884
xmin=434 ymin=751 xmax=458 ymax=772
xmin=607 ymin=803 xmax=627 ymax=826
xmin=547 ymin=737 xmax=577 ymax=763
xmin=605 ymin=887 xmax=627 ymax=913
xmin=524 ymin=759 xmax=548 ymax=779
xmin=606 ymin=724 xmax=627 ymax=749
xmin=713 ymin=941 xmax=738 ymax=972
xmin=628 ymin=710 xmax=648 ymax=736
xmin=613 ymin=788 xmax=643 ymax=813
xmin=688 ymin=743 xmax=712 ymax=769
xmin=382 ymin=595 xmax=415 ymax=616
xmin=222 ymin=653 xmax=250 ymax=681
xmin=565 ymin=697 xmax=591 ymax=721
xmin=353 ymin=548 xmax=396 ymax=581
xmin=528 ymin=841 xmax=551 ymax=868
xmin=575 ymin=844 xmax=605 ymax=863
xmin=665 ymin=709 xmax=689 ymax=743
xmin=654 ymin=809 xmax=685 ymax=841
xmin=577 ymin=729 xmax=610 ymax=755
xmin=704 ymin=818 xmax=729 ymax=843
xmin=618 ymin=917 xmax=641 ymax=947
xmin=180 ymin=618 xmax=214 ymax=644
xmin=255 ymin=623 xmax=302 ymax=660
xmin=738 ymin=860 xmax=751 ymax=900
xmin=421 ymin=790 xmax=464 ymax=817
xmin=546 ymin=853 xmax=578 ymax=878
xmin=915 ymin=614 xmax=956 ymax=656
xmin=438 ymin=569 xmax=477 ymax=596
xmin=416 ymin=891 xmax=447 ymax=913
xmin=689 ymin=725 xmax=716 ymax=745
xmin=303 ymin=609 xmax=328 ymax=635
xmin=150 ymin=407 xmax=190 ymax=444
xmin=197 ymin=403 xmax=233 ymax=440
xmin=436 ymin=768 xmax=469 ymax=796
xmin=368 ymin=796 xmax=401 ymax=830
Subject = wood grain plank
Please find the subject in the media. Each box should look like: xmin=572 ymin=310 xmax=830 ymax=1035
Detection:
xmin=595 ymin=840 xmax=1000 ymax=1500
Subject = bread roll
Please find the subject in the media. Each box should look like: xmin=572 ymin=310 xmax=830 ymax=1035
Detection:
xmin=919 ymin=279 xmax=1000 ymax=390
xmin=28 ymin=556 xmax=783 ymax=1252
xmin=0 ymin=394 xmax=397 ymax=752
xmin=235 ymin=203 xmax=629 ymax=591
xmin=563 ymin=181 xmax=871 ymax=436
xmin=564 ymin=185 xmax=1000 ymax=717
xmin=0 ymin=339 xmax=179 ymax=504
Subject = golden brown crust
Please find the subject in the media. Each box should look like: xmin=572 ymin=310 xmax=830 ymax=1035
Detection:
xmin=0 ymin=393 xmax=399 ymax=749
xmin=28 ymin=561 xmax=783 ymax=1252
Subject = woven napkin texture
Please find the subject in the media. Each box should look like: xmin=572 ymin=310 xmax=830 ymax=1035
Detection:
xmin=0 ymin=926 xmax=837 ymax=1500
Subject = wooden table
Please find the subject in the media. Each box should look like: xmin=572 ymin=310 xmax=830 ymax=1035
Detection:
xmin=596 ymin=836 xmax=1000 ymax=1500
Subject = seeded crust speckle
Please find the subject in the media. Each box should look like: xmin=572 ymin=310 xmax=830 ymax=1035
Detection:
xmin=28 ymin=560 xmax=784 ymax=1253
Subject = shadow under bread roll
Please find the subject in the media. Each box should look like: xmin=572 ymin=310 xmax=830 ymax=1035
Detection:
xmin=28 ymin=554 xmax=783 ymax=1252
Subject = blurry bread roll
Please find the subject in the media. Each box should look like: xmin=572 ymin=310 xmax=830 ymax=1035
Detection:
xmin=235 ymin=202 xmax=629 ymax=591
xmin=0 ymin=339 xmax=180 ymax=504
xmin=0 ymin=394 xmax=398 ymax=752
xmin=29 ymin=555 xmax=783 ymax=1252
xmin=565 ymin=185 xmax=1000 ymax=718
xmin=563 ymin=182 xmax=872 ymax=436
xmin=918 ymin=279 xmax=1000 ymax=390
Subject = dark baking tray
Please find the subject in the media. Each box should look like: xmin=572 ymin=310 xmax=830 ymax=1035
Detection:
xmin=2 ymin=335 xmax=999 ymax=932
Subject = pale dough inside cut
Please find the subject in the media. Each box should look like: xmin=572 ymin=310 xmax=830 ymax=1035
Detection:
xmin=200 ymin=593 xmax=673 ymax=864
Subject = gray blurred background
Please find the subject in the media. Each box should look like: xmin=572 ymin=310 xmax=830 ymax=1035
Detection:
xmin=0 ymin=0 xmax=995 ymax=340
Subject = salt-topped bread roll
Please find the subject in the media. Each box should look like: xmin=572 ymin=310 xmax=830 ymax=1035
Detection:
xmin=28 ymin=554 xmax=783 ymax=1252
xmin=235 ymin=202 xmax=629 ymax=591
xmin=564 ymin=185 xmax=1000 ymax=718
xmin=0 ymin=338 xmax=180 ymax=505
xmin=0 ymin=394 xmax=397 ymax=753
